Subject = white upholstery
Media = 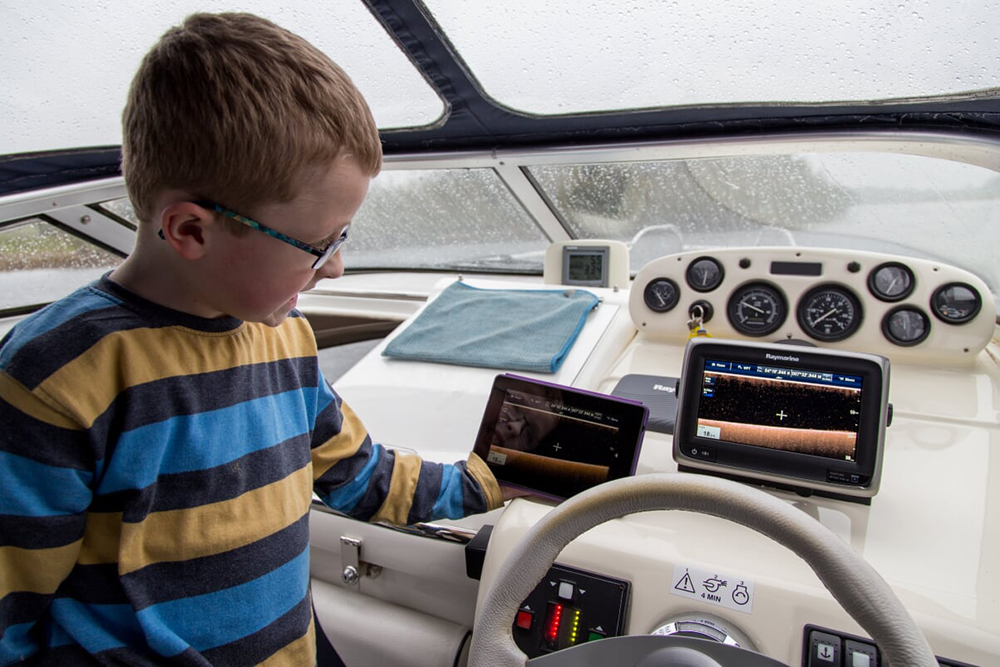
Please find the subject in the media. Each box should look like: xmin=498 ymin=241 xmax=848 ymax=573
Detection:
xmin=312 ymin=578 xmax=470 ymax=667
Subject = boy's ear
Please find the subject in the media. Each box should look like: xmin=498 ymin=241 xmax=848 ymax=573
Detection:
xmin=158 ymin=201 xmax=215 ymax=260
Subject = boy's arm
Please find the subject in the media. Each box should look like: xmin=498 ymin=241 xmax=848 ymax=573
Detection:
xmin=1 ymin=373 xmax=91 ymax=662
xmin=309 ymin=382 xmax=503 ymax=525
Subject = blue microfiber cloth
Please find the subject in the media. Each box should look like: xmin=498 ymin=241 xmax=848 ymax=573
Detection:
xmin=382 ymin=282 xmax=600 ymax=373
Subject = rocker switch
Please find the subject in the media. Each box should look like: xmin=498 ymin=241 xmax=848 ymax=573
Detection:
xmin=808 ymin=629 xmax=841 ymax=666
xmin=557 ymin=581 xmax=575 ymax=600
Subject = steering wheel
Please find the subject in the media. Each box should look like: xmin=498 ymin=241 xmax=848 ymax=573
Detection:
xmin=469 ymin=474 xmax=938 ymax=667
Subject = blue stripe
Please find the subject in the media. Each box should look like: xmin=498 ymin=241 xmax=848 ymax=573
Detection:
xmin=97 ymin=388 xmax=319 ymax=494
xmin=431 ymin=465 xmax=465 ymax=520
xmin=316 ymin=378 xmax=337 ymax=414
xmin=137 ymin=547 xmax=309 ymax=653
xmin=48 ymin=598 xmax=146 ymax=654
xmin=0 ymin=621 xmax=39 ymax=664
xmin=319 ymin=444 xmax=381 ymax=513
xmin=0 ymin=286 xmax=119 ymax=368
xmin=0 ymin=451 xmax=92 ymax=516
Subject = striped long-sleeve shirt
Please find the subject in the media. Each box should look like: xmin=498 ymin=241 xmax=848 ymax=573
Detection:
xmin=0 ymin=275 xmax=502 ymax=666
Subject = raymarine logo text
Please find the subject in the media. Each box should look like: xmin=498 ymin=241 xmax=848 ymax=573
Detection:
xmin=764 ymin=353 xmax=799 ymax=362
xmin=653 ymin=384 xmax=675 ymax=393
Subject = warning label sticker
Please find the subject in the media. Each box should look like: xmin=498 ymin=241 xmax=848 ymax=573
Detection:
xmin=669 ymin=564 xmax=754 ymax=614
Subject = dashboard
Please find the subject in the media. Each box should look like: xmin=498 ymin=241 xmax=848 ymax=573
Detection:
xmin=629 ymin=247 xmax=995 ymax=364
xmin=319 ymin=246 xmax=999 ymax=667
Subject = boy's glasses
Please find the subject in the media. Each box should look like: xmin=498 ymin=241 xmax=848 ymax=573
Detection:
xmin=158 ymin=200 xmax=349 ymax=269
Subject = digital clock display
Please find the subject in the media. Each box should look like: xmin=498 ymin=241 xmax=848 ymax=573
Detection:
xmin=562 ymin=246 xmax=609 ymax=287
xmin=569 ymin=253 xmax=603 ymax=281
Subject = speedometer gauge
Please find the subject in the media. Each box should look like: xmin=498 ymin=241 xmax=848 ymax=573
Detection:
xmin=727 ymin=282 xmax=786 ymax=336
xmin=796 ymin=285 xmax=862 ymax=342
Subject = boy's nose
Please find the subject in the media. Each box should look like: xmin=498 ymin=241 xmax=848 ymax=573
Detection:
xmin=316 ymin=250 xmax=345 ymax=280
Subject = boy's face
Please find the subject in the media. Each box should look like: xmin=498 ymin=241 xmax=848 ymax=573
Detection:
xmin=202 ymin=157 xmax=371 ymax=327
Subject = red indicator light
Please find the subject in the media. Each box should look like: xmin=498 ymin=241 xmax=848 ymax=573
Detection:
xmin=544 ymin=603 xmax=563 ymax=644
xmin=515 ymin=610 xmax=533 ymax=630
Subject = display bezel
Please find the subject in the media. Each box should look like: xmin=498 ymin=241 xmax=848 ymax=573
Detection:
xmin=673 ymin=339 xmax=889 ymax=499
xmin=473 ymin=374 xmax=648 ymax=501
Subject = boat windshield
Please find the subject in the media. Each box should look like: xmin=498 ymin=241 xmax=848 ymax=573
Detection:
xmin=4 ymin=1 xmax=1000 ymax=308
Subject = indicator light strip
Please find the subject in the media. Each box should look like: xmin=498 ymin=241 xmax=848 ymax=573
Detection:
xmin=568 ymin=608 xmax=581 ymax=644
xmin=545 ymin=603 xmax=563 ymax=643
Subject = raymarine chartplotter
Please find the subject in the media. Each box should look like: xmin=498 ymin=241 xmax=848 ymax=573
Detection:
xmin=673 ymin=339 xmax=890 ymax=502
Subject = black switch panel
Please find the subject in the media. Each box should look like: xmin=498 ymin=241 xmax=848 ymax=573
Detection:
xmin=802 ymin=624 xmax=980 ymax=667
xmin=512 ymin=562 xmax=629 ymax=659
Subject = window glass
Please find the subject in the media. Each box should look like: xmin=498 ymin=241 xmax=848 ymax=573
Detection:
xmin=426 ymin=0 xmax=1000 ymax=115
xmin=3 ymin=1 xmax=443 ymax=156
xmin=529 ymin=154 xmax=1000 ymax=301
xmin=0 ymin=220 xmax=122 ymax=309
xmin=346 ymin=169 xmax=549 ymax=272
xmin=99 ymin=198 xmax=139 ymax=227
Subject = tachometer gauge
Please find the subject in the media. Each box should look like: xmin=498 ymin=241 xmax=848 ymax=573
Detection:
xmin=796 ymin=285 xmax=862 ymax=342
xmin=931 ymin=282 xmax=981 ymax=324
xmin=727 ymin=282 xmax=786 ymax=336
xmin=882 ymin=307 xmax=930 ymax=346
xmin=685 ymin=257 xmax=724 ymax=293
xmin=643 ymin=277 xmax=680 ymax=313
xmin=868 ymin=262 xmax=914 ymax=302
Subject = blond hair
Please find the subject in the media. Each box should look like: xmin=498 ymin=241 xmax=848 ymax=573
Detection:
xmin=122 ymin=12 xmax=382 ymax=224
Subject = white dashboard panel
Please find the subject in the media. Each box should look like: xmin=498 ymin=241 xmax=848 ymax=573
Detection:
xmin=629 ymin=247 xmax=996 ymax=365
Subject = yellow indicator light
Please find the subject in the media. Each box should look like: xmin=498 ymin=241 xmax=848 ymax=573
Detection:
xmin=568 ymin=609 xmax=581 ymax=644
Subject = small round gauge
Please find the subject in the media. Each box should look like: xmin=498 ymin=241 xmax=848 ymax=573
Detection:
xmin=882 ymin=307 xmax=930 ymax=346
xmin=686 ymin=257 xmax=724 ymax=293
xmin=727 ymin=282 xmax=787 ymax=336
xmin=796 ymin=285 xmax=863 ymax=342
xmin=643 ymin=277 xmax=680 ymax=313
xmin=868 ymin=262 xmax=915 ymax=302
xmin=931 ymin=282 xmax=981 ymax=324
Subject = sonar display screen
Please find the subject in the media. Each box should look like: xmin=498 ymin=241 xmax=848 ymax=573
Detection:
xmin=695 ymin=359 xmax=863 ymax=461
xmin=487 ymin=388 xmax=620 ymax=478
xmin=474 ymin=376 xmax=647 ymax=501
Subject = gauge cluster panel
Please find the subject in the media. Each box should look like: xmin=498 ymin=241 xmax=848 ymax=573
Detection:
xmin=629 ymin=248 xmax=995 ymax=363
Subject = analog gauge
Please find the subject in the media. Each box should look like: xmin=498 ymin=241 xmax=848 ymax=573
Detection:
xmin=882 ymin=307 xmax=930 ymax=346
xmin=643 ymin=277 xmax=680 ymax=313
xmin=868 ymin=262 xmax=915 ymax=302
xmin=727 ymin=282 xmax=787 ymax=336
xmin=686 ymin=257 xmax=724 ymax=293
xmin=931 ymin=282 xmax=981 ymax=324
xmin=796 ymin=285 xmax=863 ymax=342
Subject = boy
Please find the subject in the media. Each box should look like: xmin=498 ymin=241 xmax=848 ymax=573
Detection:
xmin=0 ymin=13 xmax=506 ymax=666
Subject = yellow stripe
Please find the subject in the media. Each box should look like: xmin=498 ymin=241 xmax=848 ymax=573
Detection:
xmin=119 ymin=465 xmax=313 ymax=574
xmin=371 ymin=451 xmax=422 ymax=524
xmin=255 ymin=621 xmax=315 ymax=667
xmin=311 ymin=402 xmax=368 ymax=480
xmin=0 ymin=371 xmax=79 ymax=430
xmin=466 ymin=452 xmax=503 ymax=510
xmin=77 ymin=512 xmax=122 ymax=565
xmin=0 ymin=541 xmax=81 ymax=598
xmin=38 ymin=317 xmax=316 ymax=428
